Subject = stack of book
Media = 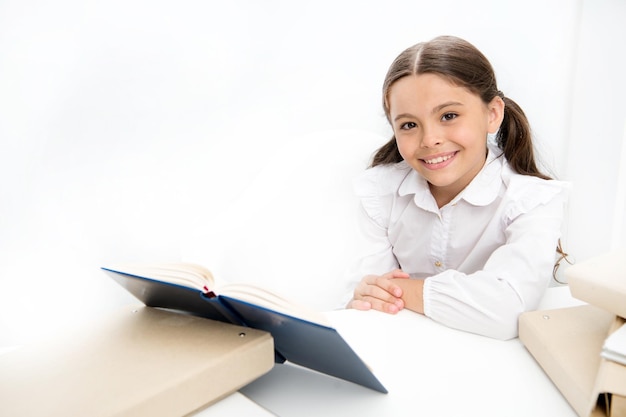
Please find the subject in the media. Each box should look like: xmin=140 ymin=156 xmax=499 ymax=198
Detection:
xmin=519 ymin=249 xmax=626 ymax=417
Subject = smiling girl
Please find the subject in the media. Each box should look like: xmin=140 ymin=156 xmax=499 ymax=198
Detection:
xmin=347 ymin=36 xmax=569 ymax=340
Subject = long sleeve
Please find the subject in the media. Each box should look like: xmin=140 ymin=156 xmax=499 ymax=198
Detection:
xmin=341 ymin=163 xmax=410 ymax=306
xmin=423 ymin=187 xmax=568 ymax=340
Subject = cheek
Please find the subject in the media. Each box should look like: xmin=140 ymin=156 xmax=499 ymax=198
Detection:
xmin=450 ymin=124 xmax=486 ymax=148
xmin=395 ymin=135 xmax=414 ymax=159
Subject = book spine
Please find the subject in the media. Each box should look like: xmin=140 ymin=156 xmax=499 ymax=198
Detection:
xmin=201 ymin=293 xmax=248 ymax=326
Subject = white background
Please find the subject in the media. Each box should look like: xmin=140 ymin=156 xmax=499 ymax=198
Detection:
xmin=1 ymin=0 xmax=624 ymax=346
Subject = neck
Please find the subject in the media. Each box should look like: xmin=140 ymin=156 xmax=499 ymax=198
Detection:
xmin=429 ymin=185 xmax=456 ymax=208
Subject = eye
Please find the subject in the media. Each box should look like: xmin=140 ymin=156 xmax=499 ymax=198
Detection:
xmin=400 ymin=121 xmax=417 ymax=130
xmin=441 ymin=113 xmax=458 ymax=122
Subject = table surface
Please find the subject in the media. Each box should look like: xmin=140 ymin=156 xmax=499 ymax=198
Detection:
xmin=1 ymin=286 xmax=584 ymax=417
xmin=230 ymin=286 xmax=585 ymax=417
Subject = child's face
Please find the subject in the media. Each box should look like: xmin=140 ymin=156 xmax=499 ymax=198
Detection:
xmin=387 ymin=73 xmax=503 ymax=205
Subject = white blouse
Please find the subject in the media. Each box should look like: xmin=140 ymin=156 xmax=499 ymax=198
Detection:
xmin=347 ymin=143 xmax=570 ymax=340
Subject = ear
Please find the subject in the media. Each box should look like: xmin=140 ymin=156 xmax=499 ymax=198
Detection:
xmin=487 ymin=96 xmax=505 ymax=134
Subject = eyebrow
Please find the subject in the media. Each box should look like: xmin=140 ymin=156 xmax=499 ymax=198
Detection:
xmin=393 ymin=101 xmax=464 ymax=122
xmin=432 ymin=101 xmax=463 ymax=114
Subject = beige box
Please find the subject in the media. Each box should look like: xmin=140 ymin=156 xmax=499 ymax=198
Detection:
xmin=567 ymin=248 xmax=626 ymax=319
xmin=520 ymin=248 xmax=626 ymax=417
xmin=519 ymin=305 xmax=626 ymax=417
xmin=0 ymin=305 xmax=274 ymax=417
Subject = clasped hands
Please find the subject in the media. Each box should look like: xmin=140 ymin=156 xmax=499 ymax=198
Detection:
xmin=348 ymin=269 xmax=425 ymax=315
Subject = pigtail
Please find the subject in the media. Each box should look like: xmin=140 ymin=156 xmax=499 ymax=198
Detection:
xmin=498 ymin=94 xmax=566 ymax=273
xmin=497 ymin=96 xmax=551 ymax=180
xmin=371 ymin=136 xmax=403 ymax=167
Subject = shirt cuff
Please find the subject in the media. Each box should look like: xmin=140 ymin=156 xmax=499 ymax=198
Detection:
xmin=422 ymin=278 xmax=433 ymax=318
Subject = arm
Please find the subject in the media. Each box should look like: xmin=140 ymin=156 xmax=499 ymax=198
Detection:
xmin=346 ymin=203 xmax=426 ymax=314
xmin=347 ymin=172 xmax=427 ymax=314
xmin=344 ymin=194 xmax=403 ymax=312
xmin=423 ymin=193 xmax=567 ymax=340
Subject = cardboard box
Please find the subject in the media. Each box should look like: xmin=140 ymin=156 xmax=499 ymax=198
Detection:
xmin=0 ymin=306 xmax=274 ymax=417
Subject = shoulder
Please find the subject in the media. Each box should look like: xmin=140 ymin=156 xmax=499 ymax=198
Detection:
xmin=353 ymin=161 xmax=414 ymax=227
xmin=354 ymin=161 xmax=413 ymax=198
xmin=500 ymin=162 xmax=571 ymax=219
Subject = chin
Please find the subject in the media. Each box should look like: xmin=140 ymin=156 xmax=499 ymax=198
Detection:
xmin=425 ymin=176 xmax=458 ymax=190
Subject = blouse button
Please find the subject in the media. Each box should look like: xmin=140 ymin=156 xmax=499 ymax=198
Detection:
xmin=434 ymin=261 xmax=442 ymax=267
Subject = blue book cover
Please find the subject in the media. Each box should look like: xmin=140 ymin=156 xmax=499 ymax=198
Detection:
xmin=102 ymin=265 xmax=387 ymax=393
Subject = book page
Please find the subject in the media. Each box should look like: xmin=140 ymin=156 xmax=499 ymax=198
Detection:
xmin=218 ymin=283 xmax=330 ymax=327
xmin=105 ymin=263 xmax=214 ymax=293
xmin=104 ymin=262 xmax=330 ymax=327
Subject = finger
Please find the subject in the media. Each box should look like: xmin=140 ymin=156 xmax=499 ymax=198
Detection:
xmin=355 ymin=283 xmax=405 ymax=312
xmin=349 ymin=297 xmax=401 ymax=314
xmin=373 ymin=275 xmax=404 ymax=298
xmin=365 ymin=297 xmax=403 ymax=314
xmin=358 ymin=278 xmax=400 ymax=302
xmin=348 ymin=299 xmax=372 ymax=311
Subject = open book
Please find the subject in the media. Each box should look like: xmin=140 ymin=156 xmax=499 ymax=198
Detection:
xmin=102 ymin=263 xmax=387 ymax=393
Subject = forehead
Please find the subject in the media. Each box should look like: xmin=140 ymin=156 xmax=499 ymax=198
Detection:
xmin=387 ymin=73 xmax=478 ymax=113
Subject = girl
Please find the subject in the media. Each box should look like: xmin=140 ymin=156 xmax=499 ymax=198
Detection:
xmin=347 ymin=35 xmax=569 ymax=340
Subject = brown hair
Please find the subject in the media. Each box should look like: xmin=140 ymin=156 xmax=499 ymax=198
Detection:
xmin=372 ymin=35 xmax=550 ymax=180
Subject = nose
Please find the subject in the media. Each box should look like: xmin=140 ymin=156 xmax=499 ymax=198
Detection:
xmin=420 ymin=124 xmax=442 ymax=148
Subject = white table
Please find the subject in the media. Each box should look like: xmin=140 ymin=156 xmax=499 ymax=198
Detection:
xmin=235 ymin=286 xmax=584 ymax=417
xmin=1 ymin=287 xmax=584 ymax=417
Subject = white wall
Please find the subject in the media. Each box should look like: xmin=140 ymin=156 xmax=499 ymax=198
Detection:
xmin=563 ymin=0 xmax=626 ymax=261
xmin=0 ymin=0 xmax=623 ymax=346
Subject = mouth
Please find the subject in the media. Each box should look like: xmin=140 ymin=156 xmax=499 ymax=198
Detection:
xmin=421 ymin=151 xmax=458 ymax=167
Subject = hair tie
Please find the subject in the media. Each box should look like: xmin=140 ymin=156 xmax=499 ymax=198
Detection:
xmin=497 ymin=90 xmax=505 ymax=99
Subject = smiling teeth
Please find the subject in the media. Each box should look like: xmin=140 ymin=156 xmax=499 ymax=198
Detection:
xmin=425 ymin=154 xmax=453 ymax=164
